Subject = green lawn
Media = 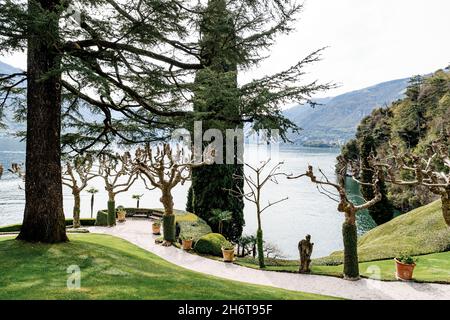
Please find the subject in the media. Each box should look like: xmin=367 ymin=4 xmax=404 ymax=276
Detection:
xmin=314 ymin=251 xmax=450 ymax=283
xmin=315 ymin=200 xmax=450 ymax=265
xmin=0 ymin=218 xmax=96 ymax=233
xmin=234 ymin=252 xmax=450 ymax=283
xmin=0 ymin=234 xmax=335 ymax=300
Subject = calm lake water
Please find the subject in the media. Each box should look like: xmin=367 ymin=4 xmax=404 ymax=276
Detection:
xmin=0 ymin=144 xmax=376 ymax=259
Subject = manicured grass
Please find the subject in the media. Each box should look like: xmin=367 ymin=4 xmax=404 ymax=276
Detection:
xmin=0 ymin=218 xmax=96 ymax=233
xmin=236 ymin=257 xmax=299 ymax=272
xmin=315 ymin=200 xmax=450 ymax=265
xmin=314 ymin=251 xmax=450 ymax=283
xmin=233 ymin=252 xmax=450 ymax=283
xmin=0 ymin=234 xmax=334 ymax=300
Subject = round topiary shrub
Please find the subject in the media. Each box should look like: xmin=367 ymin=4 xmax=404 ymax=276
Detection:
xmin=194 ymin=233 xmax=227 ymax=256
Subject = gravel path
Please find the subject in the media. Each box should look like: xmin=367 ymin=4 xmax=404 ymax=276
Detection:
xmin=87 ymin=218 xmax=450 ymax=300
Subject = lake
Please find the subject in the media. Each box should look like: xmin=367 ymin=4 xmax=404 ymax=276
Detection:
xmin=0 ymin=144 xmax=376 ymax=259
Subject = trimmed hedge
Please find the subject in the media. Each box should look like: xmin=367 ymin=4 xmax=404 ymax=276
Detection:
xmin=0 ymin=218 xmax=96 ymax=232
xmin=0 ymin=223 xmax=22 ymax=232
xmin=175 ymin=211 xmax=212 ymax=242
xmin=194 ymin=233 xmax=227 ymax=256
xmin=124 ymin=208 xmax=158 ymax=217
xmin=95 ymin=210 xmax=108 ymax=226
xmin=66 ymin=218 xmax=96 ymax=227
xmin=95 ymin=208 xmax=162 ymax=226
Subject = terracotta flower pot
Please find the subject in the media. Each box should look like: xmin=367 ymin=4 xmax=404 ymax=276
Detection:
xmin=182 ymin=239 xmax=193 ymax=250
xmin=117 ymin=211 xmax=126 ymax=222
xmin=394 ymin=258 xmax=416 ymax=281
xmin=152 ymin=223 xmax=161 ymax=235
xmin=222 ymin=247 xmax=235 ymax=262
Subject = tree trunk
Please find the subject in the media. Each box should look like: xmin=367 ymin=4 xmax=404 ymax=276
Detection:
xmin=137 ymin=199 xmax=140 ymax=209
xmin=442 ymin=194 xmax=450 ymax=227
xmin=188 ymin=0 xmax=244 ymax=242
xmin=17 ymin=0 xmax=67 ymax=243
xmin=73 ymin=191 xmax=81 ymax=228
xmin=161 ymin=191 xmax=175 ymax=245
xmin=342 ymin=213 xmax=359 ymax=280
xmin=256 ymin=228 xmax=265 ymax=268
xmin=107 ymin=200 xmax=116 ymax=227
xmin=162 ymin=214 xmax=176 ymax=244
xmin=161 ymin=192 xmax=174 ymax=216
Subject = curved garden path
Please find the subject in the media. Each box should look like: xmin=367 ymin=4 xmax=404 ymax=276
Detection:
xmin=88 ymin=218 xmax=450 ymax=300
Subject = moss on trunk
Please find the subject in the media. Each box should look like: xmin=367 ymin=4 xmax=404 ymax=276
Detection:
xmin=107 ymin=200 xmax=116 ymax=227
xmin=256 ymin=228 xmax=265 ymax=268
xmin=342 ymin=222 xmax=359 ymax=279
xmin=163 ymin=214 xmax=176 ymax=243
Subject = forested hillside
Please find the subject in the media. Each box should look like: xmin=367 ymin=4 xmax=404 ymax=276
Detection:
xmin=341 ymin=68 xmax=450 ymax=213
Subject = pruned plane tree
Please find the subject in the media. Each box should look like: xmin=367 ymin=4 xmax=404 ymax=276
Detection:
xmin=133 ymin=143 xmax=215 ymax=246
xmin=289 ymin=160 xmax=382 ymax=280
xmin=61 ymin=155 xmax=98 ymax=228
xmin=376 ymin=131 xmax=450 ymax=227
xmin=97 ymin=152 xmax=138 ymax=226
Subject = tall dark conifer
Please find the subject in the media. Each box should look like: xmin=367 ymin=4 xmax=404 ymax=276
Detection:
xmin=188 ymin=0 xmax=244 ymax=241
xmin=17 ymin=0 xmax=67 ymax=242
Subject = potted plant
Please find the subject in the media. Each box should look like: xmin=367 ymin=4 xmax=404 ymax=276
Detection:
xmin=181 ymin=235 xmax=194 ymax=250
xmin=152 ymin=220 xmax=161 ymax=235
xmin=394 ymin=254 xmax=417 ymax=281
xmin=221 ymin=241 xmax=235 ymax=262
xmin=117 ymin=206 xmax=127 ymax=222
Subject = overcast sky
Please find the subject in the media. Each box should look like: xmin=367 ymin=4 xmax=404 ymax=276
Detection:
xmin=2 ymin=0 xmax=450 ymax=99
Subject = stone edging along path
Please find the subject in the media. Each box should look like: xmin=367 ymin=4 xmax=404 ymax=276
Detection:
xmin=85 ymin=218 xmax=450 ymax=300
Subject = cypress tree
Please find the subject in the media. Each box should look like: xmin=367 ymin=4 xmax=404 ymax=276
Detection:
xmin=185 ymin=1 xmax=331 ymax=240
xmin=188 ymin=0 xmax=244 ymax=241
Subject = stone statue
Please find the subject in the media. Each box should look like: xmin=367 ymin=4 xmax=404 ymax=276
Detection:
xmin=298 ymin=234 xmax=314 ymax=273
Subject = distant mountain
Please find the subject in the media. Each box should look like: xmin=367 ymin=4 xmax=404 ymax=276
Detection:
xmin=0 ymin=61 xmax=25 ymax=149
xmin=0 ymin=59 xmax=418 ymax=149
xmin=0 ymin=60 xmax=102 ymax=151
xmin=284 ymin=77 xmax=411 ymax=145
xmin=0 ymin=61 xmax=22 ymax=75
